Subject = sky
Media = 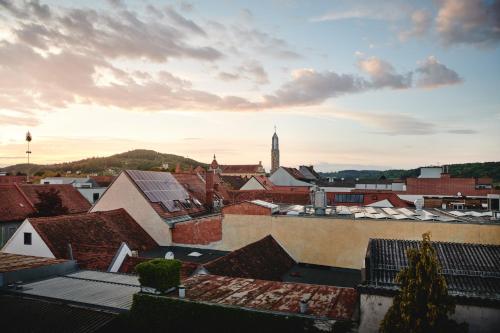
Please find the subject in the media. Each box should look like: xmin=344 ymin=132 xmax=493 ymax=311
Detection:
xmin=0 ymin=0 xmax=499 ymax=171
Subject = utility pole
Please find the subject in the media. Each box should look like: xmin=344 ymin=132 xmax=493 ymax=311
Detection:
xmin=26 ymin=131 xmax=32 ymax=183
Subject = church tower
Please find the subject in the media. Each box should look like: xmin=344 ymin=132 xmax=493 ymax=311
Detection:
xmin=271 ymin=127 xmax=280 ymax=174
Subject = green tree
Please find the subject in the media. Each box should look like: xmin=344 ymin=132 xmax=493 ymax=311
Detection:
xmin=33 ymin=189 xmax=69 ymax=217
xmin=380 ymin=233 xmax=467 ymax=333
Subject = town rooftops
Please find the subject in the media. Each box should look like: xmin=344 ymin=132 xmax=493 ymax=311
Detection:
xmin=220 ymin=175 xmax=247 ymax=190
xmin=20 ymin=184 xmax=91 ymax=214
xmin=220 ymin=164 xmax=265 ymax=174
xmin=203 ymin=235 xmax=295 ymax=281
xmin=27 ymin=209 xmax=157 ymax=269
xmin=282 ymin=167 xmax=309 ymax=181
xmin=363 ymin=238 xmax=500 ymax=304
xmin=0 ymin=184 xmax=36 ymax=222
xmin=166 ymin=274 xmax=358 ymax=321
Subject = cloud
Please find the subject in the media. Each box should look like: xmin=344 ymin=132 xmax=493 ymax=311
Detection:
xmin=218 ymin=61 xmax=269 ymax=85
xmin=399 ymin=9 xmax=432 ymax=41
xmin=415 ymin=56 xmax=462 ymax=88
xmin=357 ymin=57 xmax=412 ymax=89
xmin=446 ymin=129 xmax=477 ymax=134
xmin=436 ymin=0 xmax=500 ymax=46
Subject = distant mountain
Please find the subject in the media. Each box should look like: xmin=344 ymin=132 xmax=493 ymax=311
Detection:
xmin=0 ymin=149 xmax=206 ymax=176
xmin=320 ymin=162 xmax=500 ymax=183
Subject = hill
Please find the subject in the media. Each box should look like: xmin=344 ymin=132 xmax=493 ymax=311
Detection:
xmin=0 ymin=149 xmax=206 ymax=176
xmin=320 ymin=162 xmax=500 ymax=183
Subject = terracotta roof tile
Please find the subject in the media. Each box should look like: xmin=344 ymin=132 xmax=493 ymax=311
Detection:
xmin=20 ymin=184 xmax=91 ymax=214
xmin=28 ymin=209 xmax=157 ymax=269
xmin=282 ymin=167 xmax=308 ymax=181
xmin=0 ymin=184 xmax=36 ymax=222
xmin=0 ymin=252 xmax=67 ymax=272
xmin=221 ymin=164 xmax=264 ymax=174
xmin=204 ymin=235 xmax=296 ymax=281
xmin=220 ymin=175 xmax=247 ymax=190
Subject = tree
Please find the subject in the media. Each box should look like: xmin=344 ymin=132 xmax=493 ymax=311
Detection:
xmin=33 ymin=188 xmax=69 ymax=217
xmin=380 ymin=233 xmax=467 ymax=333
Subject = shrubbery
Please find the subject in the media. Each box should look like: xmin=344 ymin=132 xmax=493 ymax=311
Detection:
xmin=135 ymin=259 xmax=181 ymax=293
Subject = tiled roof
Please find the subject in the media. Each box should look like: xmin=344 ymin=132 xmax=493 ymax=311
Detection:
xmin=0 ymin=184 xmax=36 ymax=222
xmin=299 ymin=166 xmax=320 ymax=180
xmin=252 ymin=175 xmax=274 ymax=190
xmin=221 ymin=164 xmax=264 ymax=174
xmin=171 ymin=274 xmax=358 ymax=321
xmin=173 ymin=172 xmax=207 ymax=204
xmin=0 ymin=252 xmax=67 ymax=273
xmin=124 ymin=170 xmax=207 ymax=220
xmin=0 ymin=175 xmax=26 ymax=184
xmin=28 ymin=209 xmax=157 ymax=267
xmin=90 ymin=175 xmax=116 ymax=187
xmin=220 ymin=175 xmax=247 ymax=190
xmin=20 ymin=184 xmax=91 ymax=214
xmin=282 ymin=167 xmax=308 ymax=181
xmin=204 ymin=235 xmax=296 ymax=281
xmin=364 ymin=238 xmax=500 ymax=301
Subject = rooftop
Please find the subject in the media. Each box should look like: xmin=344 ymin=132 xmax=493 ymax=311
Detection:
xmin=139 ymin=245 xmax=229 ymax=264
xmin=203 ymin=235 xmax=295 ymax=281
xmin=167 ymin=274 xmax=358 ymax=321
xmin=0 ymin=184 xmax=36 ymax=222
xmin=0 ymin=252 xmax=67 ymax=273
xmin=20 ymin=184 xmax=91 ymax=214
xmin=363 ymin=238 xmax=500 ymax=303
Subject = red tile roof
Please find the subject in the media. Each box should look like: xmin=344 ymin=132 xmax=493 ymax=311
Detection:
xmin=173 ymin=274 xmax=357 ymax=321
xmin=89 ymin=176 xmax=116 ymax=187
xmin=252 ymin=175 xmax=274 ymax=190
xmin=20 ymin=184 xmax=90 ymax=214
xmin=28 ymin=209 xmax=157 ymax=268
xmin=203 ymin=235 xmax=295 ymax=281
xmin=0 ymin=176 xmax=27 ymax=184
xmin=282 ymin=167 xmax=308 ymax=181
xmin=220 ymin=164 xmax=264 ymax=174
xmin=172 ymin=173 xmax=207 ymax=204
xmin=0 ymin=252 xmax=67 ymax=273
xmin=220 ymin=175 xmax=247 ymax=190
xmin=0 ymin=184 xmax=36 ymax=223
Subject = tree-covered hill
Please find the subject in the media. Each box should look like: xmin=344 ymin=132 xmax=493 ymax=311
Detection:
xmin=320 ymin=162 xmax=500 ymax=183
xmin=0 ymin=149 xmax=206 ymax=176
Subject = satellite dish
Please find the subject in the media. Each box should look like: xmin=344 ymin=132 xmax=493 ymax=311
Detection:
xmin=164 ymin=251 xmax=174 ymax=260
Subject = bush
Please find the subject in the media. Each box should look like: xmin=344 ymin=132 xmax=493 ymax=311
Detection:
xmin=135 ymin=259 xmax=181 ymax=293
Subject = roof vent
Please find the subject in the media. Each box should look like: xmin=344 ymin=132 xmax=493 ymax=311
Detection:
xmin=165 ymin=251 xmax=175 ymax=259
xmin=310 ymin=187 xmax=326 ymax=215
xmin=414 ymin=198 xmax=424 ymax=212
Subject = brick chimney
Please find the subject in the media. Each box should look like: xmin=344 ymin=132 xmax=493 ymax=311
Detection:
xmin=206 ymin=170 xmax=215 ymax=211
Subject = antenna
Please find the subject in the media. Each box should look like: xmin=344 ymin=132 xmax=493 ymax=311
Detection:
xmin=274 ymin=125 xmax=277 ymax=133
xmin=25 ymin=131 xmax=32 ymax=183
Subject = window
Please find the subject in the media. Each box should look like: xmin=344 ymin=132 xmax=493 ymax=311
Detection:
xmin=24 ymin=232 xmax=32 ymax=245
xmin=334 ymin=194 xmax=364 ymax=203
xmin=93 ymin=192 xmax=100 ymax=202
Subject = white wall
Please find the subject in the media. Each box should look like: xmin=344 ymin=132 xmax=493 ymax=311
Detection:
xmin=359 ymin=293 xmax=500 ymax=333
xmin=108 ymin=242 xmax=131 ymax=273
xmin=1 ymin=220 xmax=54 ymax=258
xmin=269 ymin=168 xmax=311 ymax=187
xmin=91 ymin=172 xmax=171 ymax=245
xmin=240 ymin=177 xmax=265 ymax=190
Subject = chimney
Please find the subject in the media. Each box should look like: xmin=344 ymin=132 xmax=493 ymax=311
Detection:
xmin=206 ymin=170 xmax=215 ymax=211
xmin=175 ymin=163 xmax=181 ymax=173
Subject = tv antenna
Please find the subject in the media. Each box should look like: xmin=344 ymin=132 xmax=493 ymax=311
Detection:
xmin=26 ymin=131 xmax=32 ymax=183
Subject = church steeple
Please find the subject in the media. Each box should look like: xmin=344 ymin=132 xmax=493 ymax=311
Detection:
xmin=271 ymin=127 xmax=280 ymax=173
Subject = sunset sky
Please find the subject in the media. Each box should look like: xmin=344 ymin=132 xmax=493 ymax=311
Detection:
xmin=1 ymin=0 xmax=499 ymax=171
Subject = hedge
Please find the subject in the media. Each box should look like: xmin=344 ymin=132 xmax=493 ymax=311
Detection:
xmin=135 ymin=259 xmax=181 ymax=293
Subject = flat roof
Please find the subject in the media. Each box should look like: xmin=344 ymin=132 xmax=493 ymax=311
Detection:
xmin=8 ymin=270 xmax=140 ymax=312
xmin=282 ymin=264 xmax=361 ymax=288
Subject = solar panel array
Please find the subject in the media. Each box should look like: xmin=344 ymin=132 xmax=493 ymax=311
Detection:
xmin=127 ymin=170 xmax=201 ymax=212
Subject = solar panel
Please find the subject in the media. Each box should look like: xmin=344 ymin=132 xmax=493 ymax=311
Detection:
xmin=127 ymin=170 xmax=195 ymax=212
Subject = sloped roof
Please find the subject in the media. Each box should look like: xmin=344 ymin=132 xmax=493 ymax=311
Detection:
xmin=173 ymin=172 xmax=207 ymax=204
xmin=28 ymin=209 xmax=157 ymax=266
xmin=220 ymin=175 xmax=247 ymax=190
xmin=364 ymin=238 xmax=500 ymax=302
xmin=20 ymin=184 xmax=91 ymax=214
xmin=282 ymin=167 xmax=308 ymax=181
xmin=252 ymin=175 xmax=274 ymax=190
xmin=175 ymin=274 xmax=358 ymax=321
xmin=299 ymin=166 xmax=320 ymax=180
xmin=220 ymin=164 xmax=264 ymax=174
xmin=0 ymin=184 xmax=36 ymax=222
xmin=90 ymin=175 xmax=116 ymax=187
xmin=204 ymin=235 xmax=296 ymax=281
xmin=124 ymin=170 xmax=207 ymax=220
xmin=0 ymin=252 xmax=67 ymax=273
